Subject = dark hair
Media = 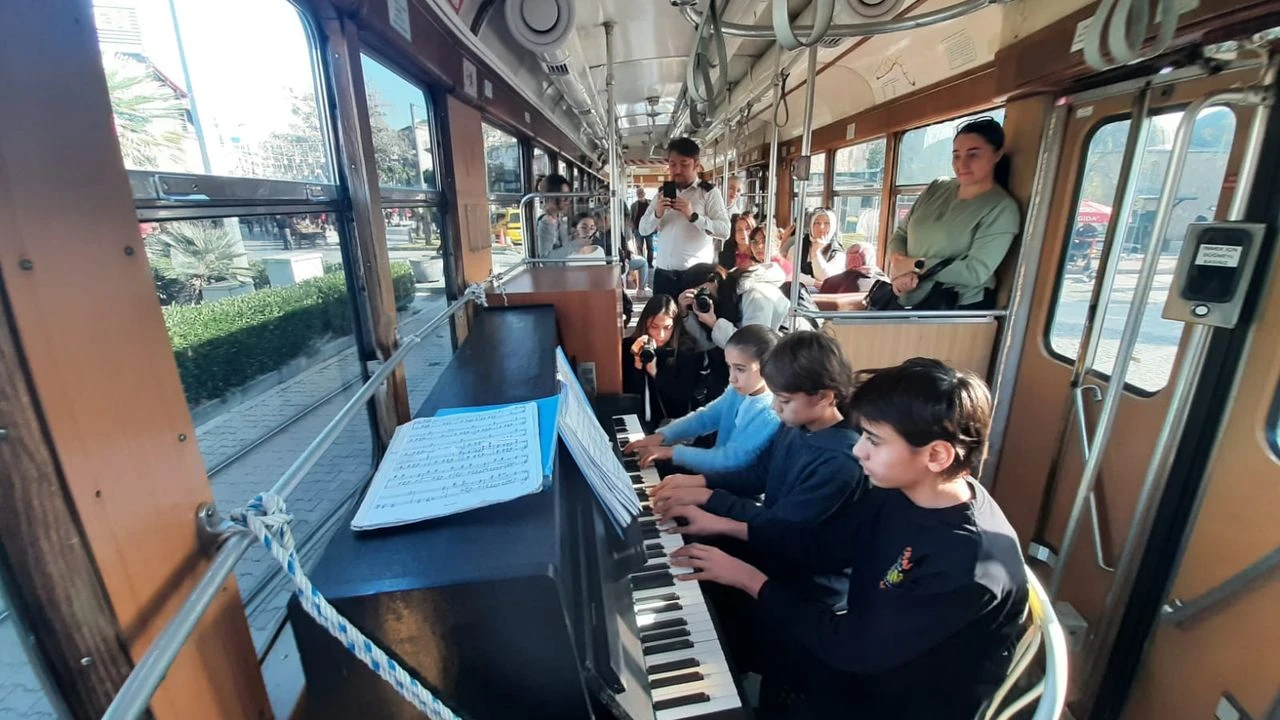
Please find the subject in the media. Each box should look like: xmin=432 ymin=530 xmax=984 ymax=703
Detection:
xmin=725 ymin=324 xmax=778 ymax=363
xmin=955 ymin=116 xmax=1010 ymax=190
xmin=679 ymin=262 xmax=724 ymax=292
xmin=571 ymin=211 xmax=595 ymax=227
xmin=849 ymin=357 xmax=992 ymax=476
xmin=544 ymin=173 xmax=572 ymax=193
xmin=628 ymin=294 xmax=682 ymax=347
xmin=667 ymin=137 xmax=701 ymax=160
xmin=761 ymin=331 xmax=856 ymax=413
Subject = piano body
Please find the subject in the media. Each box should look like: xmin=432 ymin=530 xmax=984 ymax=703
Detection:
xmin=290 ymin=304 xmax=746 ymax=720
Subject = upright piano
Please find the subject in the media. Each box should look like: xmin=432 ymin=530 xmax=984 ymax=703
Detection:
xmin=290 ymin=305 xmax=746 ymax=720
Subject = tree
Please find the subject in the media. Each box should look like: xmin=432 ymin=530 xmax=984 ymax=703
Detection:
xmin=254 ymin=91 xmax=331 ymax=183
xmin=102 ymin=53 xmax=189 ymax=170
xmin=147 ymin=221 xmax=251 ymax=303
xmin=367 ymin=91 xmax=419 ymax=187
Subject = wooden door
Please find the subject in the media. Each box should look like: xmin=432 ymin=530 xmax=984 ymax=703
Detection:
xmin=991 ymin=67 xmax=1262 ymax=711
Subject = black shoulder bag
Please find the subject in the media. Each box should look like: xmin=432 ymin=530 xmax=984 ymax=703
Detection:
xmin=865 ymin=257 xmax=958 ymax=311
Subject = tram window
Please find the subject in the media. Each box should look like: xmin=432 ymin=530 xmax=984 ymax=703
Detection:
xmin=360 ymin=54 xmax=438 ymax=190
xmin=483 ymin=124 xmax=524 ymax=195
xmin=533 ymin=146 xmax=550 ymax=182
xmin=379 ymin=207 xmax=450 ymax=409
xmin=794 ymin=153 xmax=827 ymax=213
xmin=832 ymin=138 xmax=886 ymax=261
xmin=895 ymin=108 xmax=1006 ymax=187
xmin=0 ymin=577 xmax=62 ymax=717
xmin=1046 ymin=108 xmax=1237 ymax=393
xmin=94 ymin=0 xmax=332 ymax=183
xmin=141 ymin=213 xmax=374 ymax=650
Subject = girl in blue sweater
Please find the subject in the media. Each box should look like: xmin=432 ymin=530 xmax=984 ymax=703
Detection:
xmin=623 ymin=324 xmax=781 ymax=475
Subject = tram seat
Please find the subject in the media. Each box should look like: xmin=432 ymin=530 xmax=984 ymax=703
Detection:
xmin=821 ymin=315 xmax=998 ymax=377
xmin=980 ymin=568 xmax=1069 ymax=720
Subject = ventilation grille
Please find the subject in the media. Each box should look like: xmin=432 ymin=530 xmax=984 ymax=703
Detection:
xmin=819 ymin=37 xmax=843 ymax=48
xmin=543 ymin=62 xmax=570 ymax=76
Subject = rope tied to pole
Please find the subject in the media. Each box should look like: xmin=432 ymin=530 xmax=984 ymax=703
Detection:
xmin=231 ymin=494 xmax=465 ymax=720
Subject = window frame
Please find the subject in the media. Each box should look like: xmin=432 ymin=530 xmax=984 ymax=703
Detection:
xmin=830 ymin=136 xmax=889 ymax=261
xmin=359 ymin=49 xmax=448 ymax=206
xmin=1041 ymin=105 xmax=1238 ymax=397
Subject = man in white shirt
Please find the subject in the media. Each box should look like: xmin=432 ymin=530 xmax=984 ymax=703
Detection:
xmin=638 ymin=138 xmax=731 ymax=298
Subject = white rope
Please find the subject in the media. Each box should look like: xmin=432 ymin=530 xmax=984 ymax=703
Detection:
xmin=232 ymin=494 xmax=464 ymax=720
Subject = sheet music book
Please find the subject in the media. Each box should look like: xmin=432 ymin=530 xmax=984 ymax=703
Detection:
xmin=554 ymin=348 xmax=642 ymax=534
xmin=437 ymin=394 xmax=560 ymax=485
xmin=350 ymin=403 xmax=544 ymax=531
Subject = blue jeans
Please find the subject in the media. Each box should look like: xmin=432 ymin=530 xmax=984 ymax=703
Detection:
xmin=626 ymin=256 xmax=649 ymax=289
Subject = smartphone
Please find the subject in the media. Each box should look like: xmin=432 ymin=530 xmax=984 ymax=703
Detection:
xmin=661 ymin=181 xmax=678 ymax=200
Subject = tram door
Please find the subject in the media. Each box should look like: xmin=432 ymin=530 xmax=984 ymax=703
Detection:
xmin=992 ymin=67 xmax=1268 ymax=716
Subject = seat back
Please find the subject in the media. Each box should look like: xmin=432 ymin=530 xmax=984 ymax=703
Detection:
xmin=982 ymin=568 xmax=1070 ymax=720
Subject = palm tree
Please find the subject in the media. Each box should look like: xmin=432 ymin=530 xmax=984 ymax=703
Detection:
xmin=102 ymin=53 xmax=189 ymax=169
xmin=147 ymin=221 xmax=251 ymax=302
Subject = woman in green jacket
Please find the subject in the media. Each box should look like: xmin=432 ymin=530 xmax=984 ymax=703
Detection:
xmin=887 ymin=117 xmax=1021 ymax=310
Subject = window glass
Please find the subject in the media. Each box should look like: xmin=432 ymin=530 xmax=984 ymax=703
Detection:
xmin=0 ymin=577 xmax=63 ymax=718
xmin=832 ymin=195 xmax=883 ymax=263
xmin=533 ymin=146 xmax=550 ymax=187
xmin=140 ymin=213 xmax=372 ymax=650
xmin=94 ymin=0 xmax=332 ymax=183
xmin=379 ymin=207 xmax=451 ymax=411
xmin=489 ymin=202 xmax=525 ymax=273
xmin=833 ymin=138 xmax=886 ymax=191
xmin=360 ymin=54 xmax=437 ymax=190
xmin=1046 ymin=107 xmax=1236 ymax=392
xmin=483 ymin=124 xmax=523 ymax=195
xmin=896 ymin=108 xmax=1006 ymax=186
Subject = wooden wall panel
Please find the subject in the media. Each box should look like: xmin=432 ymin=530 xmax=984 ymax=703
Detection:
xmin=0 ymin=2 xmax=266 ymax=718
xmin=445 ymin=96 xmax=495 ymax=287
xmin=823 ymin=321 xmax=998 ymax=379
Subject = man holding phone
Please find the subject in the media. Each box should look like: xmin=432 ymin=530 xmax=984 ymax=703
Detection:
xmin=638 ymin=137 xmax=731 ymax=298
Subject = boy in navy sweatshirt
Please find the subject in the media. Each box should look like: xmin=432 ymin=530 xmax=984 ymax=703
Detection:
xmin=669 ymin=357 xmax=1028 ymax=719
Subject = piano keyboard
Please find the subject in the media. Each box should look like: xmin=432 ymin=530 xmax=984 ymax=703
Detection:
xmin=611 ymin=414 xmax=745 ymax=720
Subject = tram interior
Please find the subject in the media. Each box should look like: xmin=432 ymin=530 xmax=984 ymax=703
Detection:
xmin=0 ymin=0 xmax=1278 ymax=719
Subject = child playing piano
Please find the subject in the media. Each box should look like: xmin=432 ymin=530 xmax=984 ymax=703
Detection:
xmin=623 ymin=324 xmax=781 ymax=475
xmin=664 ymin=358 xmax=1028 ymax=719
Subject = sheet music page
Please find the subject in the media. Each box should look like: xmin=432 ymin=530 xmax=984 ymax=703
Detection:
xmin=351 ymin=403 xmax=543 ymax=530
xmin=555 ymin=348 xmax=642 ymax=533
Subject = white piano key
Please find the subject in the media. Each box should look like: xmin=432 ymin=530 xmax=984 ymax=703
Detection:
xmin=655 ymin=692 xmax=744 ymax=720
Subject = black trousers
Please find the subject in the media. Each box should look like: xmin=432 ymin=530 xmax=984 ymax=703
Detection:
xmin=652 ymin=268 xmax=684 ymax=299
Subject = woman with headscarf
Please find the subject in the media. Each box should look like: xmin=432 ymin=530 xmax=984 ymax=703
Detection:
xmin=779 ymin=208 xmax=845 ymax=288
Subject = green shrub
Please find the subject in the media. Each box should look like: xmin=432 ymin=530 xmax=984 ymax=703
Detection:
xmin=248 ymin=261 xmax=271 ymax=290
xmin=166 ymin=262 xmax=421 ymax=404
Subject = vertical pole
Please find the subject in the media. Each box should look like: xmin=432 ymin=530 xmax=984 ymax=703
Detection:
xmin=604 ymin=22 xmax=620 ymax=264
xmin=765 ymin=54 xmax=784 ymax=261
xmin=787 ymin=45 xmax=818 ymax=329
xmin=167 ymin=0 xmax=212 ymax=174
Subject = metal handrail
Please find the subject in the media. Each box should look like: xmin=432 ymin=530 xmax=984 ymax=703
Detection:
xmin=101 ymin=287 xmax=484 ymax=720
xmin=681 ymin=0 xmax=995 ymax=40
xmin=799 ymin=307 xmax=1006 ymax=321
xmin=1162 ymin=545 xmax=1280 ymax=627
xmin=516 ymin=191 xmax=614 ymax=262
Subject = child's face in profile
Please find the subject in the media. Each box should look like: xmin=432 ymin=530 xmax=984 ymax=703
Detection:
xmin=725 ymin=346 xmax=765 ymax=396
xmin=853 ymin=419 xmax=954 ymax=489
xmin=771 ymin=390 xmax=831 ymax=428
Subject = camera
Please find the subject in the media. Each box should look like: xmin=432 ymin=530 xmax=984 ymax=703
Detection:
xmin=694 ymin=289 xmax=714 ymax=314
xmin=638 ymin=339 xmax=657 ymax=364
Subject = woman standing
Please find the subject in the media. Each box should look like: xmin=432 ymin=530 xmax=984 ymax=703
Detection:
xmin=886 ymin=117 xmax=1021 ymax=310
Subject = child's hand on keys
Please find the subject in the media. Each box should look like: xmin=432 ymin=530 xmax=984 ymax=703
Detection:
xmin=622 ymin=433 xmax=663 ymax=455
xmin=651 ymin=486 xmax=711 ymax=514
xmin=657 ymin=504 xmax=724 ymax=536
xmin=649 ymin=473 xmax=706 ymax=498
xmin=638 ymin=445 xmax=674 ymax=468
xmin=670 ymin=543 xmax=767 ymax=595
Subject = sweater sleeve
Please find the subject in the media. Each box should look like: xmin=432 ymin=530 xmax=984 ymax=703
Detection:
xmin=747 ymin=492 xmax=867 ymax=573
xmin=659 ymin=391 xmax=729 ymax=445
xmin=710 ymin=318 xmax=737 ymax=349
xmin=930 ymin=197 xmax=1021 ymax=288
xmin=672 ymin=397 xmax=780 ymax=475
xmin=756 ymin=570 xmax=993 ymax=674
xmin=703 ymin=438 xmax=771 ymax=496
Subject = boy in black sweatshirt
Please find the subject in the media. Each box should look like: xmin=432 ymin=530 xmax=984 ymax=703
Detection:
xmin=669 ymin=357 xmax=1028 ymax=719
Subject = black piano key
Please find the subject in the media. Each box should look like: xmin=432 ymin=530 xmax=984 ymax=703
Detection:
xmin=641 ymin=617 xmax=688 ymax=632
xmin=649 ymin=671 xmax=704 ymax=690
xmin=653 ymin=692 xmax=710 ymax=712
xmin=629 ymin=472 xmax=644 ymax=482
xmin=644 ymin=562 xmax=670 ymax=572
xmin=644 ymin=541 xmax=664 ymax=552
xmin=633 ymin=592 xmax=679 ymax=604
xmin=631 ymin=573 xmax=675 ymax=592
xmin=636 ymin=489 xmax=649 ymax=501
xmin=646 ymin=657 xmax=700 ymax=675
xmin=641 ymin=527 xmax=660 ymax=541
xmin=638 ymin=601 xmax=683 ymax=615
xmin=641 ymin=627 xmax=691 ymax=645
xmin=645 ymin=550 xmax=666 ymax=560
xmin=639 ymin=516 xmax=657 ymax=525
xmin=643 ymin=638 xmax=695 ymax=656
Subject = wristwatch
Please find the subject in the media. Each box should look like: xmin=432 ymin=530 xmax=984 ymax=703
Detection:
xmin=688 ymin=212 xmax=700 ymax=224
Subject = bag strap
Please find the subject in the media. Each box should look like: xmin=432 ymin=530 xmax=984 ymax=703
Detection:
xmin=917 ymin=256 xmax=957 ymax=281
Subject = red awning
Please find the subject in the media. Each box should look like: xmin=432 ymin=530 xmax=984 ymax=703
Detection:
xmin=1076 ymin=200 xmax=1112 ymax=225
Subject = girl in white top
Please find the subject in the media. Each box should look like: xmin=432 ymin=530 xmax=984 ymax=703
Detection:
xmin=550 ymin=212 xmax=606 ymax=260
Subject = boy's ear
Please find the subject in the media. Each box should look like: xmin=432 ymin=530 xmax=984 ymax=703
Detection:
xmin=818 ymin=388 xmax=837 ymax=408
xmin=924 ymin=440 xmax=957 ymax=474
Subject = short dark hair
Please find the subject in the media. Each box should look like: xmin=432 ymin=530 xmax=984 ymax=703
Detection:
xmin=679 ymin=262 xmax=723 ymax=292
xmin=667 ymin=137 xmax=701 ymax=160
xmin=761 ymin=331 xmax=855 ymax=409
xmin=725 ymin=324 xmax=778 ymax=363
xmin=544 ymin=173 xmax=571 ymax=193
xmin=849 ymin=357 xmax=992 ymax=476
xmin=571 ymin=211 xmax=595 ymax=228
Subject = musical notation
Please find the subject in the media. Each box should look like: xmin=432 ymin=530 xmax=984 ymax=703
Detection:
xmin=351 ymin=403 xmax=544 ymax=530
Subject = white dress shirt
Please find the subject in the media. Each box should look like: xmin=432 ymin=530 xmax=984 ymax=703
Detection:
xmin=638 ymin=182 xmax=731 ymax=271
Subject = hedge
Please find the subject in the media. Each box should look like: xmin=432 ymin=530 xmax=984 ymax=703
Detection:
xmin=167 ymin=261 xmax=416 ymax=404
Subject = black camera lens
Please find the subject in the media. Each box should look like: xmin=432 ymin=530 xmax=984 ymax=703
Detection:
xmin=694 ymin=289 xmax=714 ymax=314
xmin=639 ymin=341 xmax=657 ymax=364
